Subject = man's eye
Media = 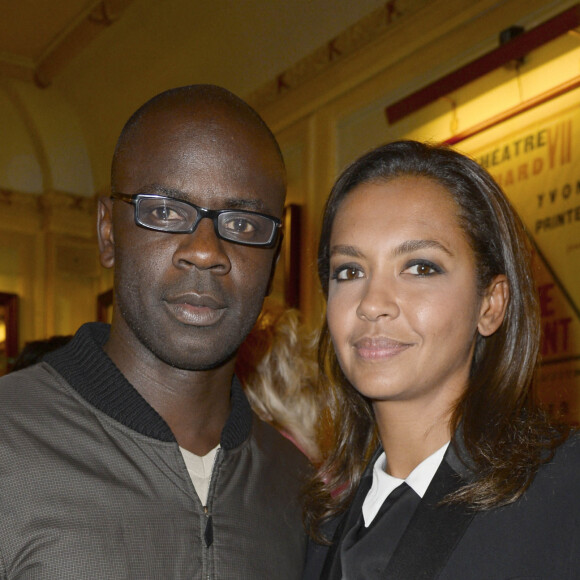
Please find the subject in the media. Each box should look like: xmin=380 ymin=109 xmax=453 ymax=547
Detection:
xmin=223 ymin=217 xmax=256 ymax=234
xmin=151 ymin=206 xmax=179 ymax=220
xmin=146 ymin=203 xmax=187 ymax=222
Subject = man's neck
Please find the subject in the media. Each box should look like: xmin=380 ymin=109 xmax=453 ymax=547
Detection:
xmin=104 ymin=326 xmax=235 ymax=456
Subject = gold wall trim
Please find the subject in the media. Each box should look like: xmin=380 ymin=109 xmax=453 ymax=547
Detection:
xmin=0 ymin=189 xmax=97 ymax=236
xmin=0 ymin=188 xmax=38 ymax=207
xmin=0 ymin=189 xmax=96 ymax=213
xmin=39 ymin=190 xmax=97 ymax=214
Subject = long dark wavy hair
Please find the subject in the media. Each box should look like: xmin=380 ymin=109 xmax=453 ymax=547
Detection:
xmin=304 ymin=140 xmax=569 ymax=542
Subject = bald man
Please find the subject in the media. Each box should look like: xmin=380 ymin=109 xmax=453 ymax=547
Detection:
xmin=0 ymin=86 xmax=308 ymax=579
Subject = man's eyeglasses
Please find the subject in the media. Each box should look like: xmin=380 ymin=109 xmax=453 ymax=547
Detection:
xmin=111 ymin=192 xmax=282 ymax=248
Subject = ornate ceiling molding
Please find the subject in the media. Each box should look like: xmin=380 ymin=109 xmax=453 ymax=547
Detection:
xmin=248 ymin=0 xmax=429 ymax=110
xmin=0 ymin=0 xmax=134 ymax=88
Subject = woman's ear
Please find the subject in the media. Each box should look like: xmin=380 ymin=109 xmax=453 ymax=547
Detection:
xmin=478 ymin=275 xmax=509 ymax=337
xmin=97 ymin=197 xmax=115 ymax=269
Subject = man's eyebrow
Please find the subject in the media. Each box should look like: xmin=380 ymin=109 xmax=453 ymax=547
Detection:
xmin=220 ymin=198 xmax=268 ymax=212
xmin=135 ymin=184 xmax=184 ymax=198
xmin=135 ymin=185 xmax=269 ymax=212
xmin=392 ymin=239 xmax=453 ymax=257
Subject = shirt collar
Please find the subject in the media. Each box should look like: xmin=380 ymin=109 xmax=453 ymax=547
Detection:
xmin=362 ymin=441 xmax=449 ymax=526
xmin=44 ymin=322 xmax=253 ymax=448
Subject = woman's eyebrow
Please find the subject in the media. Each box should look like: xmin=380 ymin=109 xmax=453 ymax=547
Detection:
xmin=330 ymin=240 xmax=453 ymax=259
xmin=392 ymin=239 xmax=453 ymax=257
xmin=329 ymin=244 xmax=364 ymax=258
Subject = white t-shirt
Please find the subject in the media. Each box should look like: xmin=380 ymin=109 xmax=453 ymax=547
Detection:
xmin=179 ymin=444 xmax=220 ymax=506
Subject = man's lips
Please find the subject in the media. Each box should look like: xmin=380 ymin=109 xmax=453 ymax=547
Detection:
xmin=164 ymin=293 xmax=227 ymax=326
xmin=353 ymin=336 xmax=413 ymax=360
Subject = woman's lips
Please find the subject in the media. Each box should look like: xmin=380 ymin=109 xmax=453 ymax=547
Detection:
xmin=353 ymin=337 xmax=412 ymax=360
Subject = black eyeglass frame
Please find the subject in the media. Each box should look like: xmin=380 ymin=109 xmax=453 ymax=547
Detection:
xmin=110 ymin=192 xmax=283 ymax=248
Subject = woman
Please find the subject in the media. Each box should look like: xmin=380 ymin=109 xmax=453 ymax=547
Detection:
xmin=303 ymin=140 xmax=577 ymax=579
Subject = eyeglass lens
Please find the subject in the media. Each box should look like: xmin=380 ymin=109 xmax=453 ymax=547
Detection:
xmin=135 ymin=196 xmax=278 ymax=245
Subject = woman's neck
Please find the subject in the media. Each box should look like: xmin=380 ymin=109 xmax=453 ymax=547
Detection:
xmin=373 ymin=400 xmax=453 ymax=479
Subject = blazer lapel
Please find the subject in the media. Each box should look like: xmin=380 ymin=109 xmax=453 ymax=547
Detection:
xmin=383 ymin=446 xmax=475 ymax=579
xmin=320 ymin=450 xmax=379 ymax=580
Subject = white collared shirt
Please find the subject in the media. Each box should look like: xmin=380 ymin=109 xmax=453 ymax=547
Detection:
xmin=362 ymin=441 xmax=449 ymax=527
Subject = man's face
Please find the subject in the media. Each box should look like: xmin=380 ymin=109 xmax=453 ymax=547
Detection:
xmin=100 ymin=104 xmax=286 ymax=371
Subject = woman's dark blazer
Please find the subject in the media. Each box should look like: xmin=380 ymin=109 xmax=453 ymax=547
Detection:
xmin=303 ymin=434 xmax=580 ymax=580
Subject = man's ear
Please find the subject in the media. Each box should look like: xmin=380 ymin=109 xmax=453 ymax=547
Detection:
xmin=478 ymin=274 xmax=509 ymax=337
xmin=97 ymin=197 xmax=115 ymax=269
xmin=265 ymin=232 xmax=284 ymax=297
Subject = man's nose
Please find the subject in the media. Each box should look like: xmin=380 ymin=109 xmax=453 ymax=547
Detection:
xmin=172 ymin=216 xmax=231 ymax=274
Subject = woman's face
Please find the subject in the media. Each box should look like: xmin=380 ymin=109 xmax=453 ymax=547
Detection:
xmin=326 ymin=176 xmax=502 ymax=415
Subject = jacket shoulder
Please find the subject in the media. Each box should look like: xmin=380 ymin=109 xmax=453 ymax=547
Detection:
xmin=251 ymin=413 xmax=310 ymax=470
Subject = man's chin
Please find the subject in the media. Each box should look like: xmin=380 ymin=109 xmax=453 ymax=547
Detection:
xmin=160 ymin=347 xmax=238 ymax=372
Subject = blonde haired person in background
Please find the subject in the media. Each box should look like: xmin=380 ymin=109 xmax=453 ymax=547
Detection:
xmin=236 ymin=304 xmax=324 ymax=463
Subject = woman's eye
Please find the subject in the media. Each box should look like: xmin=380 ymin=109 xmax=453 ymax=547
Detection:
xmin=404 ymin=261 xmax=441 ymax=276
xmin=333 ymin=266 xmax=363 ymax=281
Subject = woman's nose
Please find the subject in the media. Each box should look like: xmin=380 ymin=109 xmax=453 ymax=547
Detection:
xmin=356 ymin=275 xmax=400 ymax=322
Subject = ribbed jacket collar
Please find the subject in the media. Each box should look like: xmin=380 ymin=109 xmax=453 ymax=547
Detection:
xmin=44 ymin=322 xmax=253 ymax=449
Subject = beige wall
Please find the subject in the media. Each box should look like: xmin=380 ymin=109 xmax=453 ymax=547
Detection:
xmin=0 ymin=189 xmax=111 ymax=349
xmin=252 ymin=0 xmax=578 ymax=328
xmin=0 ymin=0 xmax=574 ymax=350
